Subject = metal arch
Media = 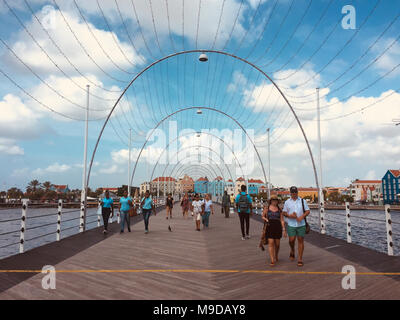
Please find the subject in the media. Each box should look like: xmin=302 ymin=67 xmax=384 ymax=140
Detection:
xmin=156 ymin=145 xmax=235 ymax=183
xmin=174 ymin=165 xmax=217 ymax=181
xmin=173 ymin=162 xmax=225 ymax=183
xmin=150 ymin=131 xmax=244 ymax=183
xmin=129 ymin=106 xmax=264 ymax=187
xmin=172 ymin=159 xmax=221 ymax=183
xmin=165 ymin=149 xmax=233 ymax=182
xmin=87 ymin=49 xmax=319 ymax=200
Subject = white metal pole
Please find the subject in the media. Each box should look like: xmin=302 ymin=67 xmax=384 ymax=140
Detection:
xmin=19 ymin=199 xmax=28 ymax=253
xmin=267 ymin=128 xmax=271 ymax=199
xmin=128 ymin=128 xmax=131 ymax=197
xmin=385 ymin=204 xmax=394 ymax=256
xmin=57 ymin=199 xmax=62 ymax=241
xmin=345 ymin=201 xmax=351 ymax=243
xmin=80 ymin=85 xmax=89 ymax=233
xmin=317 ymin=88 xmax=326 ymax=234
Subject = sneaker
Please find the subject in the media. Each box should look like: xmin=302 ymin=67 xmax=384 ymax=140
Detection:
xmin=241 ymin=237 xmax=246 ymax=241
xmin=103 ymin=230 xmax=106 ymax=234
xmin=246 ymin=235 xmax=250 ymax=239
xmin=128 ymin=228 xmax=131 ymax=232
xmin=145 ymin=230 xmax=149 ymax=234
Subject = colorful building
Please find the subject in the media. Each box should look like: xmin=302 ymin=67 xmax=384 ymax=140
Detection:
xmin=349 ymin=179 xmax=382 ymax=203
xmin=247 ymin=179 xmax=265 ymax=195
xmin=382 ymin=170 xmax=400 ymax=204
xmin=235 ymin=177 xmax=246 ymax=195
xmin=194 ymin=177 xmax=209 ymax=194
xmin=50 ymin=185 xmax=70 ymax=194
xmin=225 ymin=179 xmax=234 ymax=196
xmin=209 ymin=176 xmax=225 ymax=197
xmin=151 ymin=177 xmax=177 ymax=195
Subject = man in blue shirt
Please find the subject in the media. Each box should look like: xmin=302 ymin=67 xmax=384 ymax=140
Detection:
xmin=282 ymin=186 xmax=310 ymax=267
xmin=141 ymin=190 xmax=156 ymax=234
xmin=235 ymin=185 xmax=253 ymax=240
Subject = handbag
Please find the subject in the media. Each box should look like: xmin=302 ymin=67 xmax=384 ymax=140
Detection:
xmin=259 ymin=221 xmax=269 ymax=251
xmin=301 ymin=198 xmax=311 ymax=234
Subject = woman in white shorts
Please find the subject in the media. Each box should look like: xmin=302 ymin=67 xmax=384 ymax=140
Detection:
xmin=191 ymin=193 xmax=204 ymax=231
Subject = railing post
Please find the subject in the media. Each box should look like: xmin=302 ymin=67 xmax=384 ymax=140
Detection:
xmin=345 ymin=201 xmax=351 ymax=243
xmin=79 ymin=198 xmax=85 ymax=233
xmin=97 ymin=198 xmax=101 ymax=227
xmin=57 ymin=199 xmax=62 ymax=241
xmin=320 ymin=199 xmax=326 ymax=234
xmin=260 ymin=199 xmax=264 ymax=215
xmin=385 ymin=204 xmax=394 ymax=256
xmin=20 ymin=199 xmax=28 ymax=253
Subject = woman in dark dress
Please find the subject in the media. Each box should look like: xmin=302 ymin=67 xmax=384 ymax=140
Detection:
xmin=262 ymin=195 xmax=287 ymax=266
xmin=166 ymin=193 xmax=173 ymax=219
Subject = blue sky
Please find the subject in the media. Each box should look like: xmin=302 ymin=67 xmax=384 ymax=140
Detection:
xmin=0 ymin=0 xmax=399 ymax=191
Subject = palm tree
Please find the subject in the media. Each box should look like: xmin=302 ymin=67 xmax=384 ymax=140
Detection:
xmin=27 ymin=180 xmax=41 ymax=193
xmin=42 ymin=181 xmax=52 ymax=192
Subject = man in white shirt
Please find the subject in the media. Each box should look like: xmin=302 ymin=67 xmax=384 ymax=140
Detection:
xmin=282 ymin=186 xmax=310 ymax=267
xmin=191 ymin=193 xmax=204 ymax=231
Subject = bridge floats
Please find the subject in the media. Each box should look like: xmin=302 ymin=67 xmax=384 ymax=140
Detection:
xmin=0 ymin=204 xmax=399 ymax=300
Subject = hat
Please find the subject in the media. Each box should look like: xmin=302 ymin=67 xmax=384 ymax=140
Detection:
xmin=290 ymin=186 xmax=298 ymax=193
xmin=270 ymin=195 xmax=279 ymax=200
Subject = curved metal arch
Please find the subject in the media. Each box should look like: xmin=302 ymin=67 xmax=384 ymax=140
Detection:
xmin=87 ymin=49 xmax=319 ymax=203
xmin=172 ymin=158 xmax=221 ymax=183
xmin=174 ymin=163 xmax=224 ymax=184
xmin=167 ymin=151 xmax=233 ymax=183
xmin=175 ymin=165 xmax=217 ymax=181
xmin=129 ymin=106 xmax=265 ymax=187
xmin=158 ymin=145 xmax=234 ymax=183
xmin=150 ymin=131 xmax=244 ymax=183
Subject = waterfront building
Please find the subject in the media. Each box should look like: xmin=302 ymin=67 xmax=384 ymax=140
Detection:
xmin=247 ymin=179 xmax=265 ymax=195
xmin=194 ymin=177 xmax=209 ymax=194
xmin=151 ymin=177 xmax=176 ymax=195
xmin=178 ymin=174 xmax=194 ymax=193
xmin=139 ymin=182 xmax=150 ymax=195
xmin=349 ymin=179 xmax=382 ymax=203
xmin=209 ymin=176 xmax=225 ymax=197
xmin=225 ymin=179 xmax=234 ymax=196
xmin=50 ymin=185 xmax=70 ymax=194
xmin=235 ymin=177 xmax=246 ymax=195
xmin=382 ymin=170 xmax=400 ymax=204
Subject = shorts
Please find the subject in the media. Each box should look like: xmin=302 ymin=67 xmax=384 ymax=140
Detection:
xmin=287 ymin=225 xmax=306 ymax=238
xmin=195 ymin=212 xmax=201 ymax=221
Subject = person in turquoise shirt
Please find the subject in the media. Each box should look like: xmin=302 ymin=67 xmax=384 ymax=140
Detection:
xmin=100 ymin=190 xmax=114 ymax=234
xmin=141 ymin=190 xmax=156 ymax=234
xmin=235 ymin=185 xmax=253 ymax=240
xmin=119 ymin=190 xmax=132 ymax=233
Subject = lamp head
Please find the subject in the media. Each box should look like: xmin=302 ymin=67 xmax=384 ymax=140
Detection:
xmin=199 ymin=53 xmax=208 ymax=62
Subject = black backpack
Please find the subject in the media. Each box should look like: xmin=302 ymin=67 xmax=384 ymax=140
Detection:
xmin=238 ymin=194 xmax=250 ymax=212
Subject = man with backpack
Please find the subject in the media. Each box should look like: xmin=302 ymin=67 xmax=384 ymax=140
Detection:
xmin=235 ymin=185 xmax=253 ymax=240
xmin=282 ymin=186 xmax=310 ymax=267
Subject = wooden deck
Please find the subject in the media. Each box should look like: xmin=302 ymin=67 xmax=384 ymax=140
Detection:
xmin=0 ymin=204 xmax=399 ymax=300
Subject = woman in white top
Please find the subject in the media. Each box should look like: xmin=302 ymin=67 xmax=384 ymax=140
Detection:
xmin=202 ymin=193 xmax=214 ymax=228
xmin=191 ymin=193 xmax=204 ymax=231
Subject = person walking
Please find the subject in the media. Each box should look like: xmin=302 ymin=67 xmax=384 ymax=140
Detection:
xmin=141 ymin=190 xmax=156 ymax=234
xmin=222 ymin=191 xmax=230 ymax=218
xmin=166 ymin=193 xmax=174 ymax=219
xmin=202 ymin=194 xmax=214 ymax=228
xmin=282 ymin=186 xmax=310 ymax=267
xmin=180 ymin=193 xmax=189 ymax=219
xmin=191 ymin=193 xmax=204 ymax=231
xmin=100 ymin=190 xmax=114 ymax=234
xmin=262 ymin=195 xmax=287 ymax=266
xmin=119 ymin=190 xmax=132 ymax=234
xmin=235 ymin=185 xmax=253 ymax=240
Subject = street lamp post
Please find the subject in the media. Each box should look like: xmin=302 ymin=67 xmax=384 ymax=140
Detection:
xmin=80 ymin=85 xmax=89 ymax=233
xmin=317 ymin=88 xmax=326 ymax=235
xmin=267 ymin=128 xmax=271 ymax=199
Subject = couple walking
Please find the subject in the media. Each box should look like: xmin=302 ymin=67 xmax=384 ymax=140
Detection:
xmin=191 ymin=193 xmax=214 ymax=231
xmin=100 ymin=190 xmax=156 ymax=234
xmin=261 ymin=186 xmax=310 ymax=267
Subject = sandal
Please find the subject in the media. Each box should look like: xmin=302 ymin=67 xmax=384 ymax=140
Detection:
xmin=297 ymin=261 xmax=304 ymax=267
xmin=289 ymin=252 xmax=295 ymax=261
xmin=270 ymin=261 xmax=275 ymax=267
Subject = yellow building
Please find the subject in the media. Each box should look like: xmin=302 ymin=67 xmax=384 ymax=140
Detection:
xmin=297 ymin=188 xmax=318 ymax=200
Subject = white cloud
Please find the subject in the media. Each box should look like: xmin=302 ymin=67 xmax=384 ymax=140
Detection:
xmin=4 ymin=6 xmax=143 ymax=75
xmin=99 ymin=164 xmax=121 ymax=174
xmin=0 ymin=138 xmax=24 ymax=155
xmin=0 ymin=94 xmax=44 ymax=140
xmin=32 ymin=162 xmax=71 ymax=175
xmin=372 ymin=37 xmax=400 ymax=78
